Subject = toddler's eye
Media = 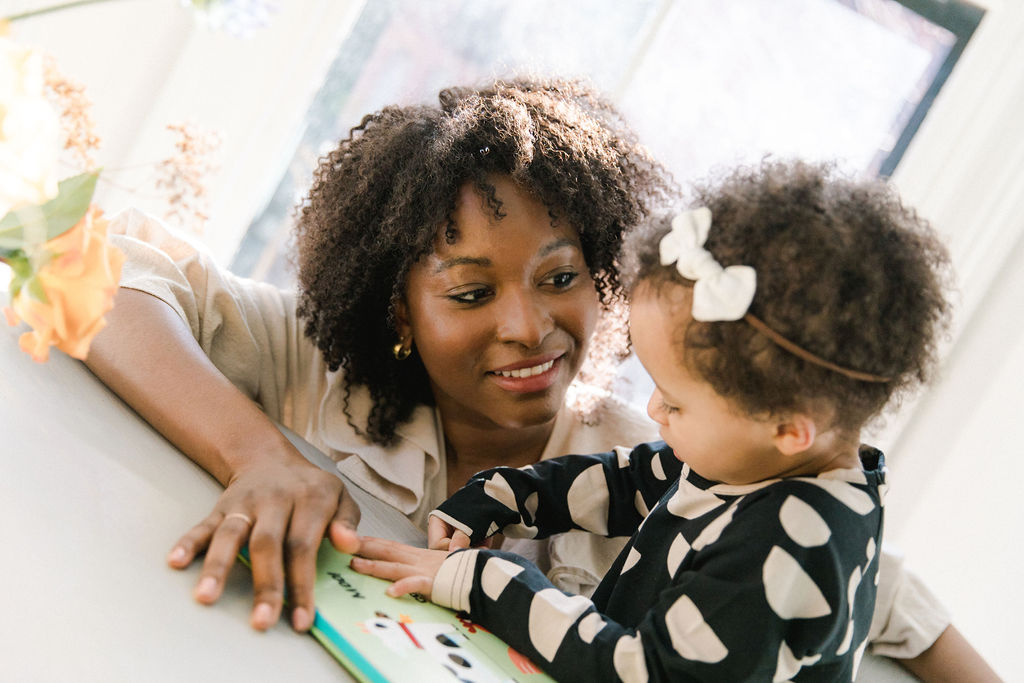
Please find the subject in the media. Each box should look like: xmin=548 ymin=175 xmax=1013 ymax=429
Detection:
xmin=660 ymin=399 xmax=680 ymax=415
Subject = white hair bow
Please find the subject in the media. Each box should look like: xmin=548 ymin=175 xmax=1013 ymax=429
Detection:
xmin=658 ymin=207 xmax=756 ymax=322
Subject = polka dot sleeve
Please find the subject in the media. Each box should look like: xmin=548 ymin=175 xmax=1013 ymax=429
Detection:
xmin=431 ymin=442 xmax=682 ymax=545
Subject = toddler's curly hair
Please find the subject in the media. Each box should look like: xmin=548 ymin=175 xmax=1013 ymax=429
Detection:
xmin=294 ymin=76 xmax=673 ymax=445
xmin=623 ymin=159 xmax=952 ymax=432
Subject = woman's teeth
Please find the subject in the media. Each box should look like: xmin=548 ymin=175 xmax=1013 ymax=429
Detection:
xmin=494 ymin=360 xmax=555 ymax=378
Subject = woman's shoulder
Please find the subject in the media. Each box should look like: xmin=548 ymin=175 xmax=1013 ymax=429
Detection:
xmin=108 ymin=207 xmax=298 ymax=310
xmin=108 ymin=208 xmax=213 ymax=265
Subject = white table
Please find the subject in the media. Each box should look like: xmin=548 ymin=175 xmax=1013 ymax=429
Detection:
xmin=0 ymin=324 xmax=914 ymax=682
xmin=0 ymin=324 xmax=425 ymax=682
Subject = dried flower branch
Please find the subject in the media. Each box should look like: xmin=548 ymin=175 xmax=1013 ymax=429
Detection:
xmin=42 ymin=54 xmax=101 ymax=170
xmin=154 ymin=122 xmax=221 ymax=234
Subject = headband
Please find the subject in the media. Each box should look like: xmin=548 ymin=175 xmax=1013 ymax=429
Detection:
xmin=658 ymin=208 xmax=890 ymax=383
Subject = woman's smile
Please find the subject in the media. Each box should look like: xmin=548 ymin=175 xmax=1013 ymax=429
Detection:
xmin=487 ymin=355 xmax=563 ymax=393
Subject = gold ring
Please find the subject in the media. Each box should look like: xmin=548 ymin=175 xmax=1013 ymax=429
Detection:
xmin=223 ymin=512 xmax=254 ymax=526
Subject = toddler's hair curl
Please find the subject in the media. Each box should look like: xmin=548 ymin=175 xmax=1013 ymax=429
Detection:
xmin=623 ymin=159 xmax=952 ymax=431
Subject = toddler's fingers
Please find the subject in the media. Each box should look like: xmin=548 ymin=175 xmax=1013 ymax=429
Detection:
xmin=427 ymin=515 xmax=454 ymax=549
xmin=349 ymin=555 xmax=413 ymax=582
xmin=428 ymin=536 xmax=453 ymax=551
xmin=450 ymin=530 xmax=472 ymax=551
xmin=387 ymin=575 xmax=433 ymax=600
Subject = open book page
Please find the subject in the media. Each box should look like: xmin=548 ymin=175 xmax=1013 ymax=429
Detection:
xmin=311 ymin=545 xmax=554 ymax=683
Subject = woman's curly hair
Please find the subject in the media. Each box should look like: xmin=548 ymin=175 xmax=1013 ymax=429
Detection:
xmin=623 ymin=159 xmax=953 ymax=432
xmin=294 ymin=76 xmax=674 ymax=445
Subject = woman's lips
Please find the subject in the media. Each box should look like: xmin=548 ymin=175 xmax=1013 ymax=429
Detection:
xmin=488 ymin=356 xmax=563 ymax=393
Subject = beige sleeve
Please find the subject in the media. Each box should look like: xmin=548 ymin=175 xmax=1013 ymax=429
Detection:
xmin=869 ymin=543 xmax=952 ymax=658
xmin=106 ymin=208 xmax=317 ymax=427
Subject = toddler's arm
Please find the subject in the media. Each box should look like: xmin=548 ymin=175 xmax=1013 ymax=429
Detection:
xmin=357 ymin=481 xmax=878 ymax=682
xmin=430 ymin=441 xmax=681 ymax=546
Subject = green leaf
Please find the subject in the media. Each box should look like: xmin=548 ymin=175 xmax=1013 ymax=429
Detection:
xmin=0 ymin=171 xmax=100 ymax=249
xmin=3 ymin=251 xmax=32 ymax=299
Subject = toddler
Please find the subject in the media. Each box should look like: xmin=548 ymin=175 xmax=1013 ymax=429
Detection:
xmin=351 ymin=160 xmax=952 ymax=681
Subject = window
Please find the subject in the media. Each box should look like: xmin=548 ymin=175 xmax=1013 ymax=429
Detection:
xmin=230 ymin=0 xmax=983 ymax=287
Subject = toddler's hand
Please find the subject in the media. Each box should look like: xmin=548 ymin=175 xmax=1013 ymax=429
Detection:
xmin=350 ymin=536 xmax=449 ymax=600
xmin=427 ymin=514 xmax=494 ymax=551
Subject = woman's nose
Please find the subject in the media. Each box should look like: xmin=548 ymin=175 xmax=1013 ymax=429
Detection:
xmin=496 ymin=290 xmax=553 ymax=348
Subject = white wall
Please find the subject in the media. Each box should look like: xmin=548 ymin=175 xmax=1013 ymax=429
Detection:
xmin=879 ymin=1 xmax=1024 ymax=676
xmin=6 ymin=0 xmax=1022 ymax=677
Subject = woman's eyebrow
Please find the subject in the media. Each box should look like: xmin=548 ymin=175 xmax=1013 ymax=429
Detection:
xmin=539 ymin=238 xmax=580 ymax=257
xmin=434 ymin=239 xmax=579 ymax=273
xmin=435 ymin=256 xmax=491 ymax=273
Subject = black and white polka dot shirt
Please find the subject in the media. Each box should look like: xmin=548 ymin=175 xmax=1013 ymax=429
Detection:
xmin=430 ymin=441 xmax=885 ymax=682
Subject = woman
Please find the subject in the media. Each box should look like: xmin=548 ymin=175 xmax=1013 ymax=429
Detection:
xmin=86 ymin=77 xmax=992 ymax=680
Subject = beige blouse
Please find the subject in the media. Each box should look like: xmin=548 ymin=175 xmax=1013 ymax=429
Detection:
xmin=108 ymin=208 xmax=950 ymax=658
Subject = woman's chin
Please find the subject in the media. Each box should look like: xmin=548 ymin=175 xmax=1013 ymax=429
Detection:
xmin=488 ymin=391 xmax=565 ymax=431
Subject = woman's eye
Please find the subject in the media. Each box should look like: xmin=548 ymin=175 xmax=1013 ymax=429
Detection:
xmin=546 ymin=271 xmax=579 ymax=289
xmin=449 ymin=287 xmax=491 ymax=304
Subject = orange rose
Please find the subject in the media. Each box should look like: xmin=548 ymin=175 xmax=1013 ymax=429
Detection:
xmin=5 ymin=205 xmax=124 ymax=362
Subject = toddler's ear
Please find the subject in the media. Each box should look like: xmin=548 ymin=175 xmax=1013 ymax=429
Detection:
xmin=773 ymin=414 xmax=817 ymax=456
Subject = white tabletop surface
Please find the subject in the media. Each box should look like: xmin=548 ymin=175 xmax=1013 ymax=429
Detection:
xmin=0 ymin=324 xmax=425 ymax=682
xmin=0 ymin=323 xmax=914 ymax=682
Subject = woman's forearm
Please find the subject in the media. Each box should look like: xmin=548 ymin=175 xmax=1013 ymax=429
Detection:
xmin=85 ymin=287 xmax=364 ymax=632
xmin=84 ymin=287 xmax=301 ymax=483
xmin=898 ymin=625 xmax=1003 ymax=682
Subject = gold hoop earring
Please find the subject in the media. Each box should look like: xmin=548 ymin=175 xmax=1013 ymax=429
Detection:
xmin=392 ymin=341 xmax=412 ymax=361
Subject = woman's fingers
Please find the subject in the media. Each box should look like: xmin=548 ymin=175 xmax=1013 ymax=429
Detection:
xmin=166 ymin=511 xmax=223 ymax=569
xmin=167 ymin=462 xmax=365 ymax=633
xmin=327 ymin=487 xmax=362 ymax=555
xmin=246 ymin=505 xmax=291 ymax=631
xmin=284 ymin=484 xmax=356 ymax=631
xmin=192 ymin=511 xmax=258 ymax=605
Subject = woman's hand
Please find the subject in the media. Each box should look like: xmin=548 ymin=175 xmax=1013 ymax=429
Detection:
xmin=86 ymin=290 xmax=362 ymax=632
xmin=350 ymin=536 xmax=450 ymax=600
xmin=166 ymin=456 xmax=361 ymax=632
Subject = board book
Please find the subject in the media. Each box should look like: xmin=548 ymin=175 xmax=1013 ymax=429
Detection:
xmin=245 ymin=544 xmax=554 ymax=683
xmin=310 ymin=544 xmax=555 ymax=683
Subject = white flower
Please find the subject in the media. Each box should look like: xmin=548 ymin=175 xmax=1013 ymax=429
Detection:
xmin=183 ymin=0 xmax=278 ymax=38
xmin=0 ymin=37 xmax=62 ymax=218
